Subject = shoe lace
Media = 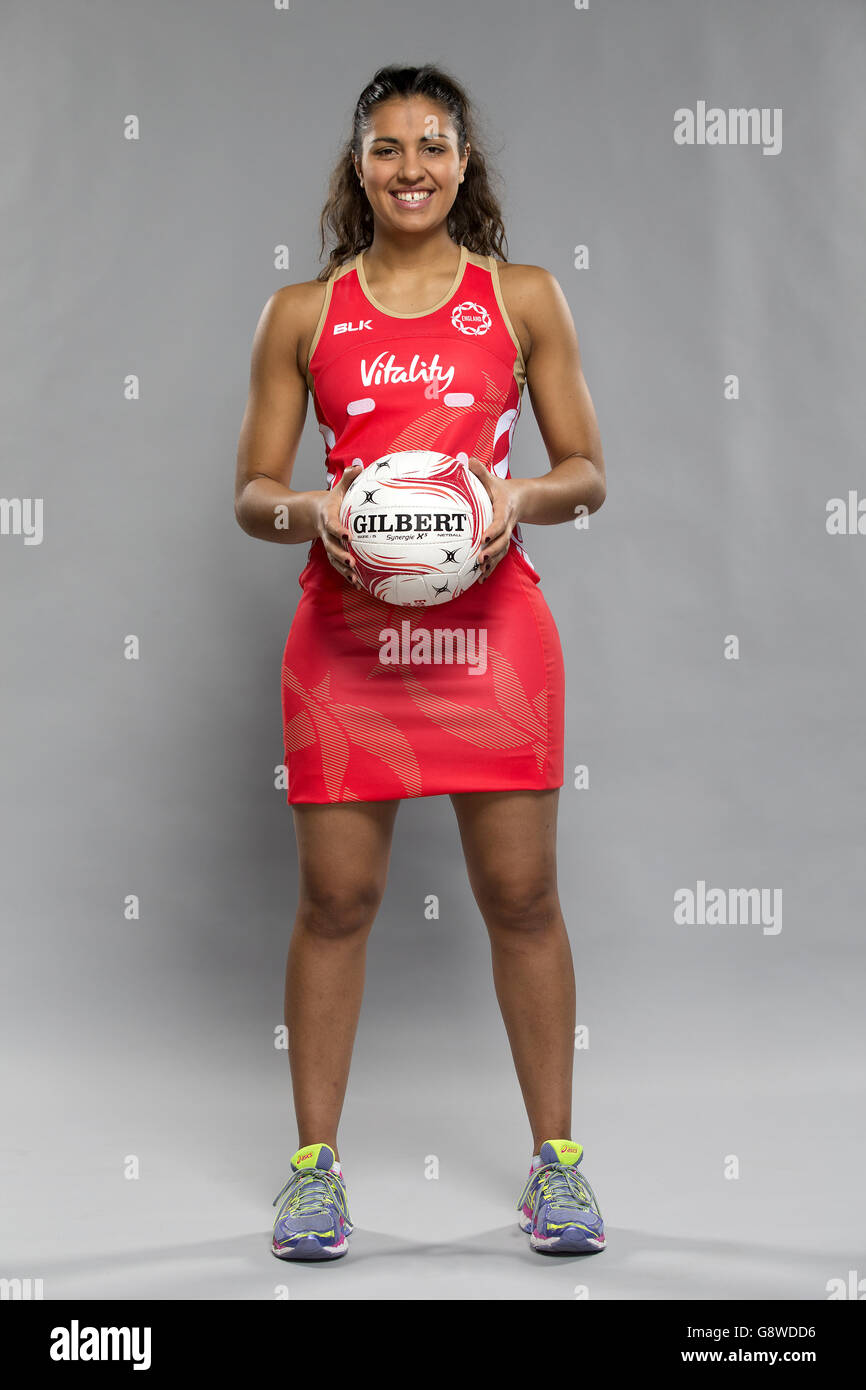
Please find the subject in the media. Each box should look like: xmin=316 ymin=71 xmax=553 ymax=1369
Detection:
xmin=516 ymin=1161 xmax=602 ymax=1217
xmin=272 ymin=1168 xmax=350 ymax=1223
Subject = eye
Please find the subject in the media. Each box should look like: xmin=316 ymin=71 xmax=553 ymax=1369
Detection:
xmin=372 ymin=144 xmax=447 ymax=157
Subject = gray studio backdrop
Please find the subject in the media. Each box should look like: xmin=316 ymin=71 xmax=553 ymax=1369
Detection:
xmin=2 ymin=0 xmax=864 ymax=1300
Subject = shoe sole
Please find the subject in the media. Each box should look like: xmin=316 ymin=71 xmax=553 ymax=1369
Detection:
xmin=272 ymin=1233 xmax=351 ymax=1261
xmin=519 ymin=1215 xmax=605 ymax=1254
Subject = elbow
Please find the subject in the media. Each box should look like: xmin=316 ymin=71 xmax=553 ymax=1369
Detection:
xmin=234 ymin=491 xmax=252 ymax=536
xmin=586 ymin=467 xmax=606 ymax=515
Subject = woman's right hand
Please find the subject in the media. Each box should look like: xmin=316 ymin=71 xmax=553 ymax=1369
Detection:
xmin=316 ymin=463 xmax=364 ymax=589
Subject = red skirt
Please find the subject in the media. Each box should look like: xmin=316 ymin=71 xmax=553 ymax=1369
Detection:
xmin=280 ymin=539 xmax=565 ymax=804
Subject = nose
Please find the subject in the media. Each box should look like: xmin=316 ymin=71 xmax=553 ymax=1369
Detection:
xmin=397 ymin=151 xmax=425 ymax=183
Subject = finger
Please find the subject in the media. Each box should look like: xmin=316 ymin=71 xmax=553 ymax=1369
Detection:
xmin=330 ymin=465 xmax=363 ymax=557
xmin=466 ymin=460 xmax=503 ymax=555
xmin=479 ymin=550 xmax=506 ymax=583
xmin=464 ymin=456 xmax=498 ymax=502
xmin=330 ymin=552 xmax=364 ymax=590
xmin=479 ymin=529 xmax=513 ymax=571
xmin=327 ymin=552 xmax=364 ymax=589
xmin=464 ymin=455 xmax=495 ymax=496
xmin=336 ymin=462 xmax=363 ymax=492
xmin=480 ymin=510 xmax=508 ymax=545
xmin=322 ymin=525 xmax=361 ymax=575
xmin=323 ymin=529 xmax=354 ymax=563
xmin=324 ymin=515 xmax=354 ymax=549
xmin=478 ymin=512 xmax=509 ymax=564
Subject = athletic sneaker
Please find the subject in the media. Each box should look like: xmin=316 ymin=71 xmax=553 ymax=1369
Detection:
xmin=271 ymin=1142 xmax=353 ymax=1260
xmin=517 ymin=1139 xmax=606 ymax=1254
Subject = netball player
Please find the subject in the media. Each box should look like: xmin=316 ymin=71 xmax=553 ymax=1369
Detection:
xmin=235 ymin=64 xmax=607 ymax=1260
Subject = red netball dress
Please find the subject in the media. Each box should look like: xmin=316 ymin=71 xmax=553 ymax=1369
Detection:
xmin=280 ymin=244 xmax=565 ymax=804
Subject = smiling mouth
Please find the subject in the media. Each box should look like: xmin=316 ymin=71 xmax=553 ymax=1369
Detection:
xmin=389 ymin=189 xmax=434 ymax=205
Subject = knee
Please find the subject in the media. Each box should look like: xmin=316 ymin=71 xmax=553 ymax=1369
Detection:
xmin=474 ymin=879 xmax=561 ymax=936
xmin=298 ymin=880 xmax=384 ymax=940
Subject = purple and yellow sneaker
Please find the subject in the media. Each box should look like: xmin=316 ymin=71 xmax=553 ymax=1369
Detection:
xmin=517 ymin=1139 xmax=606 ymax=1254
xmin=271 ymin=1142 xmax=353 ymax=1260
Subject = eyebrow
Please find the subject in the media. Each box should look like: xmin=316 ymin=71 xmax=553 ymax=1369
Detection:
xmin=369 ymin=134 xmax=452 ymax=144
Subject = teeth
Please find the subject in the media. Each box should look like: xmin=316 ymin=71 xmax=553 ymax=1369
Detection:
xmin=394 ymin=190 xmax=431 ymax=202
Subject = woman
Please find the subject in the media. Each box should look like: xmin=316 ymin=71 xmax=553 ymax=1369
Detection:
xmin=235 ymin=64 xmax=607 ymax=1261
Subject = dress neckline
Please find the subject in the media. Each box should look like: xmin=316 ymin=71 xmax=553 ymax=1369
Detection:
xmin=354 ymin=244 xmax=469 ymax=319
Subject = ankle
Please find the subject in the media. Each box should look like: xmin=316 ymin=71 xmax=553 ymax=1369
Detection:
xmin=297 ymin=1138 xmax=340 ymax=1162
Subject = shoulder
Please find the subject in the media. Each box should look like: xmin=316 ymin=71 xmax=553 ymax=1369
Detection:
xmin=495 ymin=260 xmax=556 ymax=289
xmin=268 ymin=276 xmax=333 ymax=332
xmin=495 ymin=261 xmax=568 ymax=313
xmin=491 ymin=262 xmax=572 ymax=361
xmin=255 ymin=275 xmax=335 ymax=376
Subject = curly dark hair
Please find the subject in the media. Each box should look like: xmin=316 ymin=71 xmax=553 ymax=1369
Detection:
xmin=315 ymin=63 xmax=509 ymax=281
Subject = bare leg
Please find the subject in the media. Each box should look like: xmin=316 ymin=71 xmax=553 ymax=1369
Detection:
xmin=449 ymin=787 xmax=574 ymax=1154
xmin=286 ymin=798 xmax=400 ymax=1160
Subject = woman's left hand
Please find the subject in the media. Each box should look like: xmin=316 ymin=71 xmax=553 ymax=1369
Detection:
xmin=464 ymin=456 xmax=524 ymax=582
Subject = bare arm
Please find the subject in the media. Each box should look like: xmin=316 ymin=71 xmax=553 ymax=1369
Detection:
xmin=234 ymin=285 xmax=327 ymax=544
xmin=467 ymin=264 xmax=606 ymax=578
xmin=234 ymin=286 xmax=363 ymax=586
xmin=513 ymin=265 xmax=606 ymax=523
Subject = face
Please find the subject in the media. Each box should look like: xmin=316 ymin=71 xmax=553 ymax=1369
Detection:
xmin=354 ymin=96 xmax=469 ymax=228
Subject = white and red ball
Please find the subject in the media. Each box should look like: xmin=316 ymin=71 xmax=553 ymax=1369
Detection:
xmin=339 ymin=450 xmax=493 ymax=606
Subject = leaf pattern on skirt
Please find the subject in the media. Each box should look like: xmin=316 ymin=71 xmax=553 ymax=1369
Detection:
xmin=282 ymin=665 xmax=422 ymax=798
xmin=282 ymin=668 xmax=351 ymax=799
xmin=487 ymin=647 xmax=549 ymax=772
xmin=328 ymin=697 xmax=422 ymax=796
xmin=341 ymin=584 xmax=392 ymax=648
xmin=334 ymin=604 xmax=551 ymax=771
xmin=282 ymin=709 xmax=316 ymax=751
xmin=302 ymin=543 xmax=553 ymax=781
xmin=487 ymin=648 xmax=544 ymax=737
xmin=400 ymin=659 xmax=542 ymax=754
